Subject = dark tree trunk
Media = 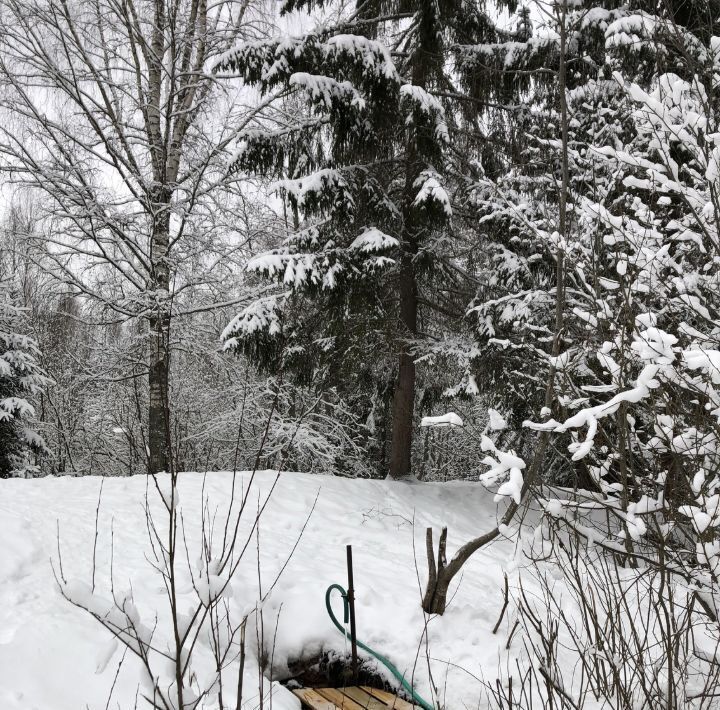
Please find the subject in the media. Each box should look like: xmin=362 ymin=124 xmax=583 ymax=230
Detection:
xmin=148 ymin=311 xmax=170 ymax=474
xmin=388 ymin=253 xmax=418 ymax=479
xmin=422 ymin=519 xmax=516 ymax=615
xmin=148 ymin=194 xmax=171 ymax=475
xmin=387 ymin=2 xmax=435 ymax=480
xmin=422 ymin=526 xmax=450 ymax=614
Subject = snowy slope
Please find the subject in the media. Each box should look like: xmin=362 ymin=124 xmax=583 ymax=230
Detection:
xmin=0 ymin=471 xmax=523 ymax=710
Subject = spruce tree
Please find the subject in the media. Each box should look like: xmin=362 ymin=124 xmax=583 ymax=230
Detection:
xmin=0 ymin=289 xmax=47 ymax=477
xmin=217 ymin=0 xmax=546 ymax=478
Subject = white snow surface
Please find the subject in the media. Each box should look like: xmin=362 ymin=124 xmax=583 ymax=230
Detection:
xmin=0 ymin=471 xmax=521 ymax=710
xmin=419 ymin=412 xmax=463 ymax=428
xmin=349 ymin=227 xmax=399 ymax=253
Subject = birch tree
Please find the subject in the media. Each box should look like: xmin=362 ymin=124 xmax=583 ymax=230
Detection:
xmin=0 ymin=0 xmax=267 ymax=473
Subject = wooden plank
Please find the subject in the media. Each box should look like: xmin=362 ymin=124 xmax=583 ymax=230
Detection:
xmin=292 ymin=686 xmax=418 ymax=710
xmin=292 ymin=688 xmax=338 ymax=710
xmin=342 ymin=686 xmax=391 ymax=709
xmin=361 ymin=686 xmax=418 ymax=710
xmin=314 ymin=687 xmax=367 ymax=710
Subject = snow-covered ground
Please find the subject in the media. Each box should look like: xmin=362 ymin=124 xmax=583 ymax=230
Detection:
xmin=0 ymin=471 xmax=525 ymax=710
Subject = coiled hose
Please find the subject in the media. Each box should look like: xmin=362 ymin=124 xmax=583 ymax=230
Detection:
xmin=325 ymin=583 xmax=433 ymax=710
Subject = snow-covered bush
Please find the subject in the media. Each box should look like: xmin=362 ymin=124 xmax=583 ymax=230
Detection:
xmin=490 ymin=519 xmax=720 ymax=710
xmin=56 ymin=464 xmax=298 ymax=709
xmin=492 ymin=9 xmax=720 ymax=705
xmin=527 ymin=17 xmax=720 ymax=601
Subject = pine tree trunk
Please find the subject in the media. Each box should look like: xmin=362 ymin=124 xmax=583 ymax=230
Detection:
xmin=387 ymin=15 xmax=429 ymax=480
xmin=388 ymin=253 xmax=418 ymax=478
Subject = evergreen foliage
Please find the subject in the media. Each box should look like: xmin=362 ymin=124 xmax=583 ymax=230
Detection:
xmin=0 ymin=290 xmax=47 ymax=477
xmin=217 ymin=0 xmax=558 ymax=477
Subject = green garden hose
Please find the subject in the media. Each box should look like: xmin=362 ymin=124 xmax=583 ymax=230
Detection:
xmin=325 ymin=584 xmax=434 ymax=710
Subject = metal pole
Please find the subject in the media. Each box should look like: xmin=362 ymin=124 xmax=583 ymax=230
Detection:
xmin=346 ymin=544 xmax=358 ymax=680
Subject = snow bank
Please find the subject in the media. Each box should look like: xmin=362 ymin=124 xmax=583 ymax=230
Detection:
xmin=0 ymin=471 xmax=520 ymax=710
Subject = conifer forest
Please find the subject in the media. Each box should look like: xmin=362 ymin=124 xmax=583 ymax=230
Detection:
xmin=1 ymin=1 xmax=720 ymax=709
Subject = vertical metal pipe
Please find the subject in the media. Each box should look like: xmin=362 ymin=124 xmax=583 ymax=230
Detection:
xmin=346 ymin=544 xmax=358 ymax=680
